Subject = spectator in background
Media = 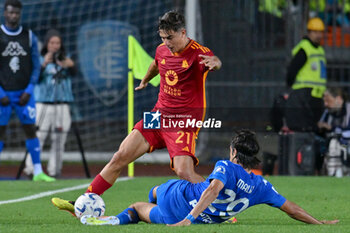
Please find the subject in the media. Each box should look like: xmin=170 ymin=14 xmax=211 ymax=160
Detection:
xmin=258 ymin=0 xmax=285 ymax=19
xmin=309 ymin=0 xmax=350 ymax=26
xmin=0 ymin=0 xmax=55 ymax=181
xmin=318 ymin=87 xmax=350 ymax=176
xmin=345 ymin=0 xmax=350 ymax=25
xmin=257 ymin=0 xmax=286 ymax=47
xmin=309 ymin=0 xmax=326 ymax=19
xmin=285 ymin=17 xmax=327 ymax=132
xmin=24 ymin=29 xmax=75 ymax=177
xmin=325 ymin=0 xmax=350 ymax=27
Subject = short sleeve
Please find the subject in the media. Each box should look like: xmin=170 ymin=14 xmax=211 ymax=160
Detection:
xmin=154 ymin=46 xmax=160 ymax=66
xmin=208 ymin=161 xmax=230 ymax=186
xmin=197 ymin=47 xmax=214 ymax=71
xmin=259 ymin=179 xmax=286 ymax=208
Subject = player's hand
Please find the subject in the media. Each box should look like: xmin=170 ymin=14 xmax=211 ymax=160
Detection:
xmin=320 ymin=219 xmax=339 ymax=224
xmin=0 ymin=96 xmax=10 ymax=106
xmin=19 ymin=93 xmax=30 ymax=106
xmin=42 ymin=52 xmax=53 ymax=67
xmin=135 ymin=81 xmax=148 ymax=91
xmin=167 ymin=219 xmax=191 ymax=227
xmin=199 ymin=54 xmax=221 ymax=70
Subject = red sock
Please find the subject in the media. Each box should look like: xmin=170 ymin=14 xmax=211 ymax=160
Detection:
xmin=85 ymin=174 xmax=112 ymax=195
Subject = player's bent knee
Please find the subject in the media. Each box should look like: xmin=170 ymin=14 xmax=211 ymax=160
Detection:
xmin=129 ymin=202 xmax=144 ymax=210
xmin=148 ymin=186 xmax=158 ymax=203
xmin=153 ymin=186 xmax=158 ymax=198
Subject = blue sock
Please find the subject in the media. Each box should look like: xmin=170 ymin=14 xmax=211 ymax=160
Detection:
xmin=116 ymin=208 xmax=139 ymax=224
xmin=25 ymin=138 xmax=41 ymax=164
xmin=148 ymin=186 xmax=157 ymax=203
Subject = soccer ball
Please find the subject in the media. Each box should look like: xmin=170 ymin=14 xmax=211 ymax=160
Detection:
xmin=74 ymin=193 xmax=105 ymax=218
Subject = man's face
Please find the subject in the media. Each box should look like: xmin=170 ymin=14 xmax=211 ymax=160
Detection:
xmin=323 ymin=92 xmax=342 ymax=111
xmin=4 ymin=5 xmax=21 ymax=28
xmin=309 ymin=30 xmax=323 ymax=44
xmin=159 ymin=29 xmax=186 ymax=53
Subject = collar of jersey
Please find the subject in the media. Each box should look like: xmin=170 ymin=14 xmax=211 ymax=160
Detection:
xmin=172 ymin=38 xmax=193 ymax=56
xmin=1 ymin=24 xmax=23 ymax=36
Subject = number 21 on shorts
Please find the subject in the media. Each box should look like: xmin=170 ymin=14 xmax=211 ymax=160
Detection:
xmin=176 ymin=130 xmax=196 ymax=154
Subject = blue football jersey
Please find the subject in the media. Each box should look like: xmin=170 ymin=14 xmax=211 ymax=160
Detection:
xmin=167 ymin=160 xmax=286 ymax=224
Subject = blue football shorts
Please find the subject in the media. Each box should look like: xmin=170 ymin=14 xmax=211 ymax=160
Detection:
xmin=0 ymin=90 xmax=36 ymax=125
xmin=149 ymin=179 xmax=189 ymax=224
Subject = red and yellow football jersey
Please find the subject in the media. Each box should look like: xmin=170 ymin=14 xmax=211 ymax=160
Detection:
xmin=154 ymin=39 xmax=214 ymax=121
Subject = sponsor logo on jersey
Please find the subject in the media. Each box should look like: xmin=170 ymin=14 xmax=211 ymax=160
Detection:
xmin=214 ymin=165 xmax=226 ymax=175
xmin=165 ymin=70 xmax=178 ymax=86
xmin=2 ymin=41 xmax=27 ymax=56
xmin=2 ymin=41 xmax=28 ymax=73
xmin=182 ymin=59 xmax=189 ymax=68
xmin=9 ymin=56 xmax=20 ymax=73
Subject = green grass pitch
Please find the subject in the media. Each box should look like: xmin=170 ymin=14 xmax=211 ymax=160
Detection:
xmin=0 ymin=176 xmax=349 ymax=233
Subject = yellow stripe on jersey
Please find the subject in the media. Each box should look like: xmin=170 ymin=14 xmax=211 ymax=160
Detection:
xmin=203 ymin=47 xmax=210 ymax=53
xmin=196 ymin=69 xmax=210 ymax=136
xmin=192 ymin=43 xmax=200 ymax=49
xmin=191 ymin=132 xmax=196 ymax=155
xmin=193 ymin=42 xmax=204 ymax=49
xmin=199 ymin=47 xmax=206 ymax=53
xmin=191 ymin=42 xmax=211 ymax=53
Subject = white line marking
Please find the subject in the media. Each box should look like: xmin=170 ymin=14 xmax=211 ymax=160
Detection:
xmin=0 ymin=177 xmax=131 ymax=205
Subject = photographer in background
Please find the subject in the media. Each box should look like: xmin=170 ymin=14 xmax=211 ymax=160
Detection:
xmin=24 ymin=29 xmax=75 ymax=177
xmin=318 ymin=87 xmax=350 ymax=177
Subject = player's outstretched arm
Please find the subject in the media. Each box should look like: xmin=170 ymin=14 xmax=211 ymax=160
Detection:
xmin=280 ymin=200 xmax=339 ymax=224
xmin=199 ymin=54 xmax=222 ymax=70
xmin=168 ymin=179 xmax=224 ymax=226
xmin=135 ymin=60 xmax=159 ymax=91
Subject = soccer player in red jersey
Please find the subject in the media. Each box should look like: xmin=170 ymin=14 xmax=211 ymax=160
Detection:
xmin=51 ymin=11 xmax=221 ymax=215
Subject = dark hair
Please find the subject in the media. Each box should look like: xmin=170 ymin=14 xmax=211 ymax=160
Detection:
xmin=158 ymin=10 xmax=185 ymax=32
xmin=230 ymin=129 xmax=260 ymax=169
xmin=41 ymin=29 xmax=66 ymax=59
xmin=325 ymin=87 xmax=348 ymax=101
xmin=4 ymin=0 xmax=22 ymax=9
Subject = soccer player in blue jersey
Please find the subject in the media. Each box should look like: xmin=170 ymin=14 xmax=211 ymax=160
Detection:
xmin=81 ymin=130 xmax=338 ymax=226
xmin=0 ymin=0 xmax=54 ymax=181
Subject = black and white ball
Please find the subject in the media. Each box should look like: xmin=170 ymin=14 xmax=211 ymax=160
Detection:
xmin=74 ymin=193 xmax=105 ymax=218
